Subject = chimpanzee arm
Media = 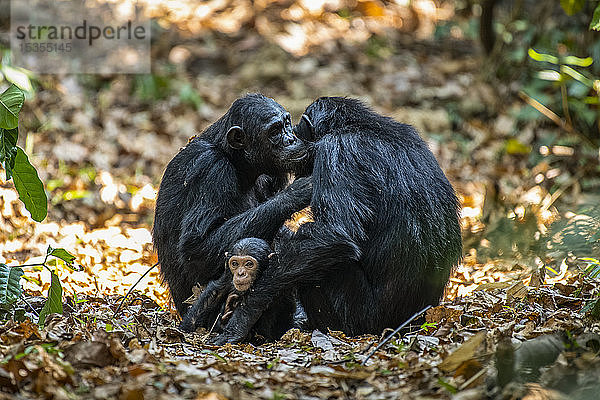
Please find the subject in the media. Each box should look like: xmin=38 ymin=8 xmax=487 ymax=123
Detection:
xmin=208 ymin=226 xmax=362 ymax=344
xmin=252 ymin=174 xmax=290 ymax=203
xmin=209 ymin=136 xmax=375 ymax=344
xmin=178 ymin=172 xmax=312 ymax=284
xmin=180 ymin=272 xmax=232 ymax=332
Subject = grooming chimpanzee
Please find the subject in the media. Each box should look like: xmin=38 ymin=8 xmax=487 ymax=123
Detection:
xmin=153 ymin=94 xmax=311 ymax=316
xmin=211 ymin=96 xmax=462 ymax=344
xmin=180 ymin=238 xmax=295 ymax=340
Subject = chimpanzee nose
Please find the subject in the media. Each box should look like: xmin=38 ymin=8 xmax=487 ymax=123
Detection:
xmin=238 ymin=271 xmax=247 ymax=278
xmin=283 ymin=134 xmax=297 ymax=146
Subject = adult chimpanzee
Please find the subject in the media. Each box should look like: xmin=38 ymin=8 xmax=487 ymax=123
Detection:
xmin=153 ymin=94 xmax=311 ymax=316
xmin=210 ymin=96 xmax=462 ymax=344
xmin=180 ymin=237 xmax=295 ymax=340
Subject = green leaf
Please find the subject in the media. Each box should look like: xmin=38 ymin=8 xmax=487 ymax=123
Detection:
xmin=537 ymin=70 xmax=562 ymax=82
xmin=563 ymin=55 xmax=593 ymax=67
xmin=529 ymin=48 xmax=559 ymax=64
xmin=0 ymin=127 xmax=18 ymax=179
xmin=505 ymin=139 xmax=532 ymax=155
xmin=0 ymin=85 xmax=25 ymax=130
xmin=12 ymin=147 xmax=47 ymax=222
xmin=0 ymin=263 xmax=24 ymax=306
xmin=0 ymin=65 xmax=33 ymax=93
xmin=560 ymin=0 xmax=585 ymax=15
xmin=561 ymin=65 xmax=594 ymax=87
xmin=46 ymin=246 xmax=76 ymax=267
xmin=38 ymin=271 xmax=63 ymax=328
xmin=590 ymin=4 xmax=600 ymax=30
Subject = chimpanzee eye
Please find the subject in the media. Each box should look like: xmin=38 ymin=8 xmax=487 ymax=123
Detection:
xmin=245 ymin=261 xmax=253 ymax=268
xmin=270 ymin=122 xmax=283 ymax=135
xmin=231 ymin=261 xmax=238 ymax=267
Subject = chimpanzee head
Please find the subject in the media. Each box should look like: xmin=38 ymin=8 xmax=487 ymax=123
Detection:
xmin=225 ymin=237 xmax=273 ymax=292
xmin=220 ymin=94 xmax=308 ymax=175
xmin=294 ymin=96 xmax=369 ymax=143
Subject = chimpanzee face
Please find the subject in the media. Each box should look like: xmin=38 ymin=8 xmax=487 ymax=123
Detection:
xmin=295 ymin=96 xmax=353 ymax=143
xmin=293 ymin=114 xmax=315 ymax=143
xmin=228 ymin=255 xmax=258 ymax=292
xmin=226 ymin=94 xmax=308 ymax=175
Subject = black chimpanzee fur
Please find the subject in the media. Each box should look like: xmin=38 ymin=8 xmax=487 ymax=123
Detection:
xmin=153 ymin=94 xmax=312 ymax=316
xmin=180 ymin=238 xmax=295 ymax=340
xmin=211 ymin=96 xmax=462 ymax=344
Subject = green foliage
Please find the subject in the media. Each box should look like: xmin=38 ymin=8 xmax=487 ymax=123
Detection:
xmin=0 ymin=64 xmax=34 ymax=93
xmin=527 ymin=48 xmax=600 ymax=143
xmin=544 ymin=206 xmax=600 ymax=260
xmin=0 ymin=264 xmax=24 ymax=306
xmin=437 ymin=377 xmax=458 ymax=394
xmin=560 ymin=0 xmax=586 ymax=16
xmin=591 ymin=4 xmax=600 ymax=30
xmin=582 ymin=257 xmax=600 ymax=278
xmin=47 ymin=246 xmax=76 ymax=269
xmin=0 ymin=84 xmax=24 ymax=130
xmin=0 ymin=84 xmax=47 ymax=221
xmin=133 ymin=74 xmax=171 ymax=101
xmin=0 ymin=246 xmax=76 ymax=327
xmin=12 ymin=148 xmax=47 ymax=222
xmin=0 ymin=127 xmax=17 ymax=179
xmin=38 ymin=271 xmax=63 ymax=328
xmin=0 ymin=50 xmax=35 ymax=93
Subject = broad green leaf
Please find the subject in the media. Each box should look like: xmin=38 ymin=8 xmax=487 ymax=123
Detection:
xmin=12 ymin=147 xmax=47 ymax=222
xmin=0 ymin=263 xmax=24 ymax=306
xmin=563 ymin=55 xmax=593 ymax=67
xmin=560 ymin=0 xmax=585 ymax=15
xmin=38 ymin=271 xmax=63 ymax=328
xmin=528 ymin=48 xmax=559 ymax=64
xmin=46 ymin=246 xmax=76 ymax=267
xmin=591 ymin=4 xmax=600 ymax=30
xmin=0 ymin=127 xmax=18 ymax=179
xmin=0 ymin=65 xmax=33 ymax=93
xmin=0 ymin=85 xmax=25 ymax=130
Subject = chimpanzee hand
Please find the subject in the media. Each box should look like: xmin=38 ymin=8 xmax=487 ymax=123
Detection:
xmin=180 ymin=277 xmax=230 ymax=332
xmin=208 ymin=282 xmax=276 ymax=345
xmin=282 ymin=176 xmax=313 ymax=209
xmin=207 ymin=306 xmax=255 ymax=345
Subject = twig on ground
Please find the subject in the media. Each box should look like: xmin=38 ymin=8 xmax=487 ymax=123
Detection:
xmin=112 ymin=262 xmax=159 ymax=318
xmin=361 ymin=305 xmax=432 ymax=366
xmin=20 ymin=295 xmax=39 ymax=318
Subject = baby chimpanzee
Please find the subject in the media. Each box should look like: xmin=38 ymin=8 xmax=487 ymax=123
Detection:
xmin=180 ymin=238 xmax=295 ymax=341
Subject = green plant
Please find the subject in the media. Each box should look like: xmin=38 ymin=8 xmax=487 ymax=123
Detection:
xmin=560 ymin=0 xmax=600 ymax=30
xmin=0 ymin=50 xmax=34 ymax=93
xmin=0 ymin=84 xmax=47 ymax=221
xmin=527 ymin=48 xmax=599 ymax=141
xmin=0 ymin=245 xmax=77 ymax=327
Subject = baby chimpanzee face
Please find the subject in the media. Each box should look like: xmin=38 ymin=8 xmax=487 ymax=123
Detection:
xmin=228 ymin=255 xmax=258 ymax=292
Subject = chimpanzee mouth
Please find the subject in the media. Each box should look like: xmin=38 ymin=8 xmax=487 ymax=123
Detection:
xmin=233 ymin=281 xmax=251 ymax=292
xmin=289 ymin=153 xmax=308 ymax=162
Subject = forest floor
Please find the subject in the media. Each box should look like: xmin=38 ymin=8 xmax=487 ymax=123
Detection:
xmin=1 ymin=2 xmax=600 ymax=399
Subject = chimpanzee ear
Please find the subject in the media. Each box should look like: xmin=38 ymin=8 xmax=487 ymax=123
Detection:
xmin=268 ymin=252 xmax=276 ymax=259
xmin=296 ymin=114 xmax=315 ymax=141
xmin=226 ymin=126 xmax=246 ymax=150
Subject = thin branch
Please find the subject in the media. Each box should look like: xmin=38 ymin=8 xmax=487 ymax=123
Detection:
xmin=20 ymin=294 xmax=39 ymax=318
xmin=112 ymin=262 xmax=159 ymax=318
xmin=519 ymin=91 xmax=595 ymax=147
xmin=361 ymin=305 xmax=432 ymax=366
xmin=9 ymin=263 xmax=45 ymax=268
